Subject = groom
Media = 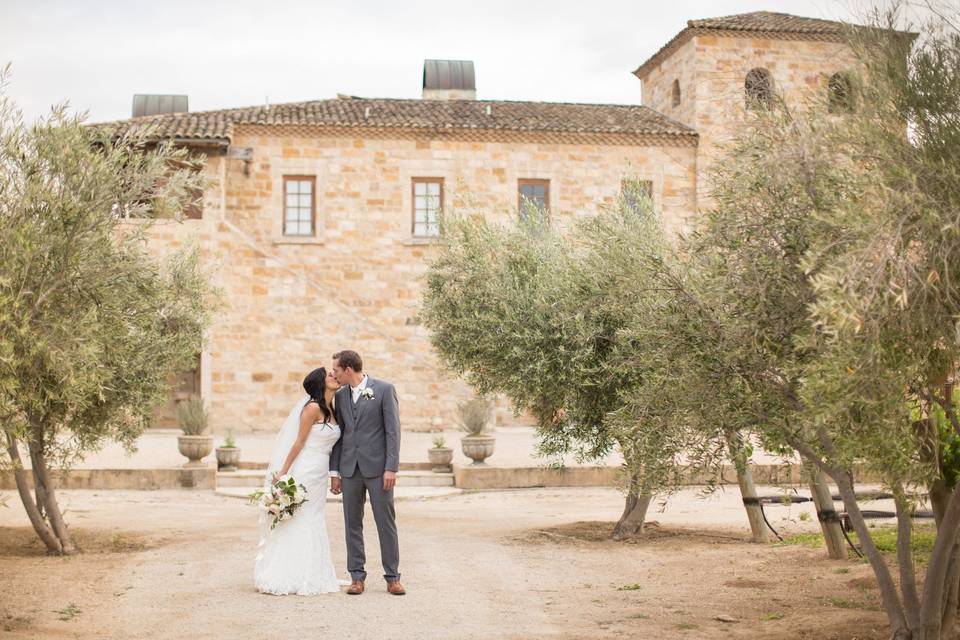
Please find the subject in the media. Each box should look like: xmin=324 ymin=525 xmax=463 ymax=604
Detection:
xmin=329 ymin=350 xmax=405 ymax=596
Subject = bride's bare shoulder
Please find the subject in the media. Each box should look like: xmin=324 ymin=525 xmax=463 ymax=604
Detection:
xmin=300 ymin=401 xmax=321 ymax=421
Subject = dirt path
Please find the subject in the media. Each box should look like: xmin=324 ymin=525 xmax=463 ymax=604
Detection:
xmin=0 ymin=488 xmax=889 ymax=639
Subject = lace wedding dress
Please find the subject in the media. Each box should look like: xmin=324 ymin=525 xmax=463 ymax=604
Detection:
xmin=254 ymin=396 xmax=342 ymax=595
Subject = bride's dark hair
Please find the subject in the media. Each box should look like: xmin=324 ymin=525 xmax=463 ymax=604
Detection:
xmin=303 ymin=367 xmax=333 ymax=423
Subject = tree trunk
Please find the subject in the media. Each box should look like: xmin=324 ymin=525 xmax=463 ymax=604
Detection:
xmin=612 ymin=492 xmax=652 ymax=540
xmin=833 ymin=471 xmax=911 ymax=638
xmin=940 ymin=544 xmax=960 ymax=636
xmin=3 ymin=431 xmax=62 ymax=554
xmin=932 ymin=477 xmax=951 ymax=528
xmin=28 ymin=444 xmax=47 ymax=519
xmin=894 ymin=491 xmax=922 ymax=631
xmin=725 ymin=431 xmax=768 ymax=543
xmin=806 ymin=462 xmax=846 ymax=560
xmin=735 ymin=465 xmax=769 ymax=543
xmin=918 ymin=479 xmax=960 ymax=640
xmin=27 ymin=436 xmax=77 ymax=555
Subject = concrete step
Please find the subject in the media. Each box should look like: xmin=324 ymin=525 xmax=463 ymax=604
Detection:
xmin=396 ymin=470 xmax=454 ymax=487
xmin=217 ymin=469 xmax=454 ymax=489
xmin=216 ymin=485 xmax=462 ymax=502
xmin=216 ymin=469 xmax=267 ymax=488
xmin=236 ymin=461 xmax=433 ymax=471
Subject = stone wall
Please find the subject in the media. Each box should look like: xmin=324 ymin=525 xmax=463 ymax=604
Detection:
xmin=691 ymin=34 xmax=858 ymax=191
xmin=641 ymin=36 xmax=699 ymax=133
xmin=642 ymin=33 xmax=858 ymax=205
xmin=145 ymin=130 xmax=697 ymax=434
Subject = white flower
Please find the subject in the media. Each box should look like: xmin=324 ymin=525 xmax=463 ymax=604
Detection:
xmin=278 ymin=474 xmax=292 ymax=483
xmin=361 ymin=388 xmax=375 ymax=400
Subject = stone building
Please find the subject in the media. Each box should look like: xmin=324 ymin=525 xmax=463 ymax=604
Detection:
xmin=104 ymin=11 xmax=862 ymax=433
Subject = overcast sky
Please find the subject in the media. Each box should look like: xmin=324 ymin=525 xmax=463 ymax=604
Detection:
xmin=0 ymin=0 xmax=909 ymax=124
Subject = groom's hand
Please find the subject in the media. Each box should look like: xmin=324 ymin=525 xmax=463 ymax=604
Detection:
xmin=383 ymin=471 xmax=397 ymax=492
xmin=330 ymin=477 xmax=341 ymax=495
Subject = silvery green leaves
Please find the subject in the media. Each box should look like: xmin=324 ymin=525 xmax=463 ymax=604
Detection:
xmin=0 ymin=68 xmax=217 ymax=554
xmin=693 ymin=12 xmax=960 ymax=638
xmin=420 ymin=179 xmax=722 ymax=537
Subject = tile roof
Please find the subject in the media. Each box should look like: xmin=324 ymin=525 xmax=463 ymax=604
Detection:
xmin=634 ymin=11 xmax=853 ymax=78
xmin=687 ymin=11 xmax=848 ymax=34
xmin=96 ymin=97 xmax=697 ymax=146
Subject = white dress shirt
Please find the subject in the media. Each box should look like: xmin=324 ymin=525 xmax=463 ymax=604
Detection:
xmin=351 ymin=374 xmax=369 ymax=404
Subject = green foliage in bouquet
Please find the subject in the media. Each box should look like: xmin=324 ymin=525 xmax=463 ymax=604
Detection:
xmin=248 ymin=475 xmax=309 ymax=529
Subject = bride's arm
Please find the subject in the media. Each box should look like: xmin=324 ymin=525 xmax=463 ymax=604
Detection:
xmin=276 ymin=403 xmax=320 ymax=479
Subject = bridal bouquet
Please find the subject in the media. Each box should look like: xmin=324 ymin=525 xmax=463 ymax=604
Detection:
xmin=248 ymin=474 xmax=308 ymax=529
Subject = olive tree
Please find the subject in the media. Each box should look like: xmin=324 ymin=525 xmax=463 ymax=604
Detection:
xmin=680 ymin=9 xmax=960 ymax=637
xmin=422 ymin=190 xmax=755 ymax=539
xmin=0 ymin=72 xmax=216 ymax=554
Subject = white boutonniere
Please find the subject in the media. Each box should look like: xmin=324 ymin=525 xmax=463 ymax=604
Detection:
xmin=360 ymin=388 xmax=375 ymax=400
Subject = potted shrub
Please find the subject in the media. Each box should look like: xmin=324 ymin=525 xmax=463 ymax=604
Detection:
xmin=458 ymin=397 xmax=495 ymax=465
xmin=176 ymin=395 xmax=213 ymax=468
xmin=427 ymin=434 xmax=453 ymax=472
xmin=216 ymin=431 xmax=241 ymax=472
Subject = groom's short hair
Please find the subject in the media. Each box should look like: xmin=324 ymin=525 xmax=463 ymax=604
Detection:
xmin=333 ymin=350 xmax=363 ymax=373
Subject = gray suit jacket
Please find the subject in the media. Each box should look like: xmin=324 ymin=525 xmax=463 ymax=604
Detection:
xmin=331 ymin=377 xmax=401 ymax=479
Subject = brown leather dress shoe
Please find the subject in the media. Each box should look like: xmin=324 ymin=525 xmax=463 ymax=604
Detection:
xmin=387 ymin=581 xmax=406 ymax=596
xmin=346 ymin=580 xmax=365 ymax=595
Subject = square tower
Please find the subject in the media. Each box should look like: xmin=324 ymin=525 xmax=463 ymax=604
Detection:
xmin=634 ymin=12 xmax=861 ymax=206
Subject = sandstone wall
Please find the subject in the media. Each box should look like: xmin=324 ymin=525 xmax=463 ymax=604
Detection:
xmin=692 ymin=35 xmax=858 ymax=201
xmin=640 ymin=36 xmax=699 ymax=132
xmin=642 ymin=33 xmax=858 ymax=205
xmin=146 ymin=130 xmax=697 ymax=433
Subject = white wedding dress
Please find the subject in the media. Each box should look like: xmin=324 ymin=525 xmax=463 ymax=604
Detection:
xmin=254 ymin=396 xmax=342 ymax=595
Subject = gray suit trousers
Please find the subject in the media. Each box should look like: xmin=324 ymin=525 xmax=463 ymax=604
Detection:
xmin=341 ymin=472 xmax=400 ymax=583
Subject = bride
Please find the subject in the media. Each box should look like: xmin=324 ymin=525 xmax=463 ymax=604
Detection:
xmin=254 ymin=367 xmax=342 ymax=595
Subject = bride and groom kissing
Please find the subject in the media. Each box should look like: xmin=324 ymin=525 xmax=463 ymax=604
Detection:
xmin=254 ymin=350 xmax=405 ymax=597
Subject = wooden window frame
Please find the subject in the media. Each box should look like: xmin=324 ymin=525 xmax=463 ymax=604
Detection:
xmin=183 ymin=185 xmax=204 ymax=220
xmin=282 ymin=175 xmax=316 ymax=237
xmin=517 ymin=178 xmax=550 ymax=213
xmin=411 ymin=177 xmax=444 ymax=238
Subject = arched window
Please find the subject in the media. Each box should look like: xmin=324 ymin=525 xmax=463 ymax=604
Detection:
xmin=745 ymin=68 xmax=773 ymax=109
xmin=671 ymin=79 xmax=681 ymax=107
xmin=828 ymin=72 xmax=854 ymax=113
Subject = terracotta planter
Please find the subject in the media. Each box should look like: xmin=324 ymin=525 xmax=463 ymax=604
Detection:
xmin=216 ymin=446 xmax=241 ymax=471
xmin=461 ymin=435 xmax=495 ymax=465
xmin=178 ymin=435 xmax=214 ymax=468
xmin=427 ymin=447 xmax=453 ymax=472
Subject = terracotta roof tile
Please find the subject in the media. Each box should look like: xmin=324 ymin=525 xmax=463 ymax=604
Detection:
xmin=687 ymin=11 xmax=848 ymax=34
xmin=96 ymin=97 xmax=697 ymax=145
xmin=634 ymin=11 xmax=855 ymax=79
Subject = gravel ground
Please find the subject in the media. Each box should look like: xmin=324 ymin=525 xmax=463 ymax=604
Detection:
xmin=0 ymin=486 xmax=893 ymax=639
